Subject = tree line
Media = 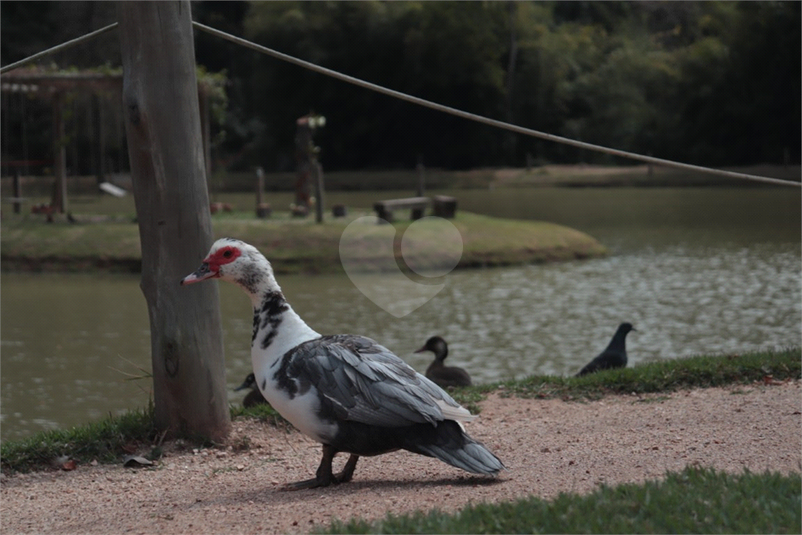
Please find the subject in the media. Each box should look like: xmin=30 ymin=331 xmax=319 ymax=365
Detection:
xmin=2 ymin=1 xmax=800 ymax=175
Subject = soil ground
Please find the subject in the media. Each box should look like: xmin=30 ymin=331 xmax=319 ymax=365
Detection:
xmin=2 ymin=380 xmax=800 ymax=535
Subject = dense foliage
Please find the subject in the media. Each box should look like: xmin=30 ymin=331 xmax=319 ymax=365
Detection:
xmin=1 ymin=1 xmax=799 ymax=173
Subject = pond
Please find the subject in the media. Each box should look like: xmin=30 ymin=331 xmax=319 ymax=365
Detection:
xmin=2 ymin=186 xmax=800 ymax=441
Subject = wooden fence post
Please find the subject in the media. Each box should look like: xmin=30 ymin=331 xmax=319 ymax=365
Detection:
xmin=314 ymin=160 xmax=324 ymax=224
xmin=118 ymin=0 xmax=230 ymax=441
xmin=52 ymin=91 xmax=67 ymax=214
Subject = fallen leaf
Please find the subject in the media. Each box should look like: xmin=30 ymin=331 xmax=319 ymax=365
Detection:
xmin=123 ymin=455 xmax=154 ymax=468
xmin=61 ymin=459 xmax=77 ymax=471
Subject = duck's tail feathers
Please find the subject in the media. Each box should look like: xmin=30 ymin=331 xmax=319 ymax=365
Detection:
xmin=403 ymin=420 xmax=505 ymax=476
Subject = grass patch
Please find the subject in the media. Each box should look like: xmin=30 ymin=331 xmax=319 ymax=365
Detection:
xmin=502 ymin=347 xmax=801 ymax=401
xmin=321 ymin=466 xmax=801 ymax=534
xmin=0 ymin=403 xmax=158 ymax=474
xmin=0 ymin=401 xmax=291 ymax=475
xmin=2 ymin=348 xmax=798 ymax=475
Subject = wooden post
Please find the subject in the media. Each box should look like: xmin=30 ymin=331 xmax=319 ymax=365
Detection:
xmin=95 ymin=94 xmax=106 ymax=186
xmin=416 ymin=155 xmax=425 ymax=197
xmin=314 ymin=159 xmax=324 ymax=224
xmin=52 ymin=91 xmax=67 ymax=214
xmin=294 ymin=116 xmax=313 ymax=209
xmin=12 ymin=170 xmax=21 ymax=214
xmin=118 ymin=0 xmax=230 ymax=442
xmin=255 ymin=167 xmax=271 ymax=218
xmin=255 ymin=167 xmax=264 ymax=207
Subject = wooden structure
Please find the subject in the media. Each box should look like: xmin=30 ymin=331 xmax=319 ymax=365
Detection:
xmin=373 ymin=196 xmax=431 ymax=222
xmin=0 ymin=67 xmax=219 ymax=213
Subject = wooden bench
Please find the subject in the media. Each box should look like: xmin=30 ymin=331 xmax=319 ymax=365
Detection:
xmin=373 ymin=196 xmax=431 ymax=222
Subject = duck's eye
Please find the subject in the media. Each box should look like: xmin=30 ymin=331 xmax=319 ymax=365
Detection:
xmin=223 ymin=250 xmax=233 ymax=259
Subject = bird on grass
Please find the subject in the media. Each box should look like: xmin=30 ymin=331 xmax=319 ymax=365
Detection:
xmin=234 ymin=373 xmax=269 ymax=408
xmin=415 ymin=336 xmax=472 ymax=388
xmin=181 ymin=238 xmax=504 ymax=490
xmin=576 ymin=322 xmax=635 ymax=376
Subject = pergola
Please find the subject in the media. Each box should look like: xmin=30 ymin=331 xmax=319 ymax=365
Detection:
xmin=0 ymin=67 xmax=216 ymax=213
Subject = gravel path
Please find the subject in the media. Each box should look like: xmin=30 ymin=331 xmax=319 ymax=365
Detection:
xmin=2 ymin=380 xmax=800 ymax=535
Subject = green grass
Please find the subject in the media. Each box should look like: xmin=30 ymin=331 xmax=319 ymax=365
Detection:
xmin=320 ymin=466 xmax=801 ymax=534
xmin=2 ymin=348 xmax=798 ymax=475
xmin=0 ymin=403 xmax=159 ymax=474
xmin=0 ymin=207 xmax=606 ymax=274
xmin=501 ymin=346 xmax=802 ymax=401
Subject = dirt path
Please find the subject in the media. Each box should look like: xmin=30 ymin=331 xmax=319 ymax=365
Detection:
xmin=2 ymin=381 xmax=800 ymax=535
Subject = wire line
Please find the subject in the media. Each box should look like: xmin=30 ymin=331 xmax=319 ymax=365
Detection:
xmin=192 ymin=21 xmax=799 ymax=188
xmin=0 ymin=19 xmax=797 ymax=188
xmin=0 ymin=23 xmax=119 ymax=75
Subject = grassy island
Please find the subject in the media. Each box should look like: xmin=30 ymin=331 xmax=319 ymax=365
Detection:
xmin=0 ymin=208 xmax=606 ymax=274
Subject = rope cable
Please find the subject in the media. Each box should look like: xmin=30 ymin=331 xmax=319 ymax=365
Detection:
xmin=0 ymin=20 xmax=797 ymax=187
xmin=0 ymin=23 xmax=119 ymax=75
xmin=192 ymin=21 xmax=799 ymax=188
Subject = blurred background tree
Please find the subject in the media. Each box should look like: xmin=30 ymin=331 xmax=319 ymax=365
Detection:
xmin=2 ymin=1 xmax=799 ymax=174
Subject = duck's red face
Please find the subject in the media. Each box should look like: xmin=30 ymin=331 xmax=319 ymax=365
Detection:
xmin=180 ymin=245 xmax=242 ymax=285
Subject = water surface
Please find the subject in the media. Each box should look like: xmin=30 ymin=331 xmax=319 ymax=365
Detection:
xmin=2 ymin=186 xmax=799 ymax=441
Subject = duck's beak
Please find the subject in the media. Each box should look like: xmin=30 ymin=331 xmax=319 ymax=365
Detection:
xmin=234 ymin=379 xmax=250 ymax=392
xmin=180 ymin=263 xmax=218 ymax=285
xmin=414 ymin=345 xmax=426 ymax=354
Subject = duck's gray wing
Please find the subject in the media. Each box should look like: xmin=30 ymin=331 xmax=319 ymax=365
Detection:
xmin=285 ymin=334 xmax=471 ymax=428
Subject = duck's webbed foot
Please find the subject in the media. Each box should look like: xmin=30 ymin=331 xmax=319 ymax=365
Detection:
xmin=281 ymin=446 xmax=359 ymax=491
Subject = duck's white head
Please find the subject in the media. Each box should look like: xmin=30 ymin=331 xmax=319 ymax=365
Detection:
xmin=180 ymin=238 xmax=279 ymax=298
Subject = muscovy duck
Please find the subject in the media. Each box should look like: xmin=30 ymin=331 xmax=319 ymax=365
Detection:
xmin=181 ymin=238 xmax=504 ymax=489
xmin=235 ymin=373 xmax=269 ymax=408
xmin=575 ymin=322 xmax=635 ymax=376
xmin=415 ymin=336 xmax=472 ymax=388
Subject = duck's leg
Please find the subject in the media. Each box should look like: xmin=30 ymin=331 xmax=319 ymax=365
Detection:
xmin=334 ymin=454 xmax=359 ymax=483
xmin=283 ymin=445 xmax=353 ymax=491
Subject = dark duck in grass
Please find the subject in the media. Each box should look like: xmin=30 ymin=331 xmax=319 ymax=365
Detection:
xmin=181 ymin=238 xmax=504 ymax=490
xmin=576 ymin=322 xmax=635 ymax=376
xmin=415 ymin=336 xmax=472 ymax=388
xmin=235 ymin=373 xmax=269 ymax=408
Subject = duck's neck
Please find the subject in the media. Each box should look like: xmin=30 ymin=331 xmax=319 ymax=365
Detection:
xmin=247 ymin=286 xmax=320 ymax=366
xmin=607 ymin=329 xmax=629 ymax=351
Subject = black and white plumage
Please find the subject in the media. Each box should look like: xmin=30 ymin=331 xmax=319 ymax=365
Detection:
xmin=181 ymin=238 xmax=503 ymax=489
xmin=575 ymin=323 xmax=635 ymax=377
xmin=234 ymin=373 xmax=269 ymax=408
xmin=415 ymin=336 xmax=472 ymax=388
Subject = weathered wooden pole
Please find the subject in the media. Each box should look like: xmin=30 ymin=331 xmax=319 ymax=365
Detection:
xmin=12 ymin=170 xmax=21 ymax=214
xmin=118 ymin=1 xmax=230 ymax=441
xmin=416 ymin=155 xmax=425 ymax=197
xmin=313 ymin=159 xmax=324 ymax=224
xmin=52 ymin=91 xmax=67 ymax=213
xmin=94 ymin=94 xmax=106 ymax=186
